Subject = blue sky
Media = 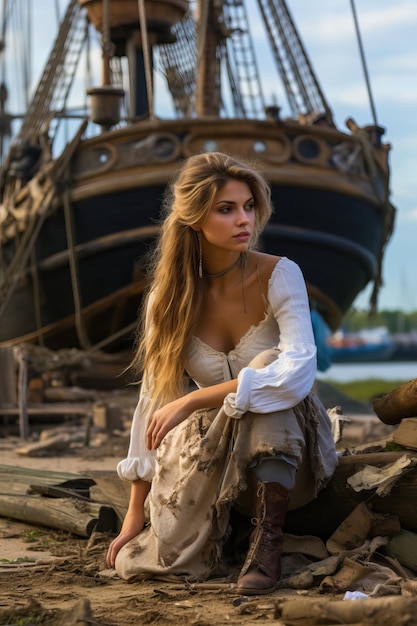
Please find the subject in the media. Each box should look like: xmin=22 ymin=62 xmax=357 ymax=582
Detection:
xmin=3 ymin=0 xmax=417 ymax=313
xmin=282 ymin=1 xmax=417 ymax=313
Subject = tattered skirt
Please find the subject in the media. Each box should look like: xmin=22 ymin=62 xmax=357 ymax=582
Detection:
xmin=115 ymin=393 xmax=337 ymax=582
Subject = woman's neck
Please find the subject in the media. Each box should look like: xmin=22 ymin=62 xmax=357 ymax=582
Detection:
xmin=203 ymin=253 xmax=243 ymax=278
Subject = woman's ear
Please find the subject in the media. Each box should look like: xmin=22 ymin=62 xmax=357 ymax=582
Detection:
xmin=190 ymin=224 xmax=200 ymax=232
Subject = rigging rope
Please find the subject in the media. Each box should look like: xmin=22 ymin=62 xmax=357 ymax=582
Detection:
xmin=63 ymin=179 xmax=91 ymax=350
xmin=30 ymin=246 xmax=44 ymax=345
xmin=350 ymin=0 xmax=378 ymax=127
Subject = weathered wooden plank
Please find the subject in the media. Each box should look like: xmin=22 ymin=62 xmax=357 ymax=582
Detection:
xmin=0 ymin=403 xmax=93 ymax=416
xmin=392 ymin=418 xmax=417 ymax=450
xmin=0 ymin=464 xmax=95 ymax=496
xmin=87 ymin=470 xmax=130 ymax=523
xmin=15 ymin=432 xmax=85 ymax=456
xmin=0 ymin=346 xmax=16 ymax=406
xmin=0 ymin=493 xmax=115 ymax=536
xmin=278 ymin=596 xmax=417 ymax=626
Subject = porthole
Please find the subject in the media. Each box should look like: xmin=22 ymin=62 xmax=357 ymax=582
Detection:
xmin=98 ymin=150 xmax=109 ymax=164
xmin=203 ymin=140 xmax=218 ymax=152
xmin=254 ymin=140 xmax=266 ymax=153
xmin=293 ymin=135 xmax=330 ymax=166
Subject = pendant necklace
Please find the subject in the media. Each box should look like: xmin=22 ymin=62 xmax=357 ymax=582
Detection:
xmin=204 ymin=253 xmax=242 ymax=278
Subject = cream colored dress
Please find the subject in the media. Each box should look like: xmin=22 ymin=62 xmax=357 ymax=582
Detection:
xmin=115 ymin=258 xmax=338 ymax=582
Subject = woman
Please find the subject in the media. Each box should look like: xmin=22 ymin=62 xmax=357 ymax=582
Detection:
xmin=107 ymin=152 xmax=338 ymax=594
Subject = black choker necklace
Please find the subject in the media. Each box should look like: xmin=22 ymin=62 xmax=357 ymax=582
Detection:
xmin=204 ymin=254 xmax=243 ymax=278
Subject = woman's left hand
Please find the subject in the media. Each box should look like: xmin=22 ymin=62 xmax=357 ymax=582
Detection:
xmin=146 ymin=397 xmax=191 ymax=450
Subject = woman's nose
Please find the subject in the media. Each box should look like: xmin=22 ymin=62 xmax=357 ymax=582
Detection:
xmin=236 ymin=207 xmax=250 ymax=224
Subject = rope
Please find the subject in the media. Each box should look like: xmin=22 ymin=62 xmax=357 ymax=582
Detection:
xmin=350 ymin=0 xmax=378 ymax=126
xmin=345 ymin=119 xmax=396 ymax=314
xmin=30 ymin=247 xmax=44 ymax=346
xmin=62 ymin=180 xmax=91 ymax=350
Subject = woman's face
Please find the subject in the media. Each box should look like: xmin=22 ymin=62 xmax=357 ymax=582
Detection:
xmin=199 ymin=178 xmax=256 ymax=255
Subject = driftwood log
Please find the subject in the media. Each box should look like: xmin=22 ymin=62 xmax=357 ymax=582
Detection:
xmin=277 ymin=596 xmax=417 ymax=626
xmin=0 ymin=494 xmax=114 ymax=536
xmin=87 ymin=470 xmax=131 ymax=524
xmin=0 ymin=464 xmax=93 ymax=494
xmin=0 ymin=464 xmax=115 ymax=536
xmin=373 ymin=378 xmax=417 ymax=424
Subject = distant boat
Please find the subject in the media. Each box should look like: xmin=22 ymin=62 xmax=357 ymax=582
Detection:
xmin=0 ymin=0 xmax=396 ymax=351
xmin=390 ymin=332 xmax=417 ymax=362
xmin=327 ymin=327 xmax=395 ymax=363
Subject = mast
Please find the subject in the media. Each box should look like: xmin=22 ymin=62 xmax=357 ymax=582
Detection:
xmin=80 ymin=0 xmax=188 ymax=120
xmin=196 ymin=0 xmax=222 ymax=116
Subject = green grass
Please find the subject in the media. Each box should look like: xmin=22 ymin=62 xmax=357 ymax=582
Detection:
xmin=325 ymin=378 xmax=410 ymax=403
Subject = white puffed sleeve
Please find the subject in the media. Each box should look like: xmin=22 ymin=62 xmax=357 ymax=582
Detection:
xmin=117 ymin=292 xmax=157 ymax=482
xmin=223 ymin=258 xmax=317 ymax=418
xmin=116 ymin=374 xmax=157 ymax=481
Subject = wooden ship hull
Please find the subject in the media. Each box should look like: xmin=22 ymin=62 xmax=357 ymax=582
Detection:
xmin=0 ymin=0 xmax=396 ymax=351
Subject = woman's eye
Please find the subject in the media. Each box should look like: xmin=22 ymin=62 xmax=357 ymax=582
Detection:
xmin=245 ymin=203 xmax=255 ymax=211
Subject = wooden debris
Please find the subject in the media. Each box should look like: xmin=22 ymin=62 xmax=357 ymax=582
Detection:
xmin=92 ymin=400 xmax=124 ymax=431
xmin=0 ymin=493 xmax=115 ymax=536
xmin=0 ymin=346 xmax=16 ymax=405
xmin=0 ymin=464 xmax=94 ymax=493
xmin=285 ymin=451 xmax=417 ymax=537
xmin=392 ymin=417 xmax=417 ymax=450
xmin=277 ymin=595 xmax=417 ymax=626
xmin=373 ymin=378 xmax=417 ymax=425
xmin=87 ymin=470 xmax=131 ymax=523
xmin=282 ymin=534 xmax=329 ymax=560
xmin=0 ymin=464 xmax=116 ymax=536
xmin=43 ymin=385 xmax=98 ymax=402
xmin=15 ymin=432 xmax=85 ymax=456
xmin=326 ymin=502 xmax=375 ymax=555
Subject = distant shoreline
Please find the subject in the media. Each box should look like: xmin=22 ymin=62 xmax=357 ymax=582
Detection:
xmin=318 ymin=360 xmax=416 ymax=384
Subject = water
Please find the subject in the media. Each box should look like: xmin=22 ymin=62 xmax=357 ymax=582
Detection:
xmin=317 ymin=361 xmax=417 ymax=383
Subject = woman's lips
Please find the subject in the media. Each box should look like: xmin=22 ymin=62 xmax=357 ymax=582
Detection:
xmin=234 ymin=232 xmax=250 ymax=240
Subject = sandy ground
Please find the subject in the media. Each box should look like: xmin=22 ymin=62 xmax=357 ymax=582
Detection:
xmin=0 ymin=385 xmax=400 ymax=625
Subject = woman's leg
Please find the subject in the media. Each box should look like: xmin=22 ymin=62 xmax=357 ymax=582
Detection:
xmin=236 ymin=455 xmax=297 ymax=594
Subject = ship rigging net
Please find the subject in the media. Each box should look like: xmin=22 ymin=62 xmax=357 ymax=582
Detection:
xmin=0 ymin=0 xmax=334 ymax=154
xmin=155 ymin=0 xmax=332 ymax=122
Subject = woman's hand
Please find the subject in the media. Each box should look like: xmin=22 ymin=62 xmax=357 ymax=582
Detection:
xmin=146 ymin=396 xmax=191 ymax=450
xmin=106 ymin=508 xmax=145 ymax=568
xmin=106 ymin=479 xmax=150 ymax=569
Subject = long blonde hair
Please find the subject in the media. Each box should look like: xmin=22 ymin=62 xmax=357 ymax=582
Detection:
xmin=132 ymin=152 xmax=273 ymax=403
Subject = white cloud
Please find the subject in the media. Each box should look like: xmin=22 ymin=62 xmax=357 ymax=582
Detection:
xmin=292 ymin=1 xmax=417 ymax=44
xmin=401 ymin=207 xmax=417 ymax=221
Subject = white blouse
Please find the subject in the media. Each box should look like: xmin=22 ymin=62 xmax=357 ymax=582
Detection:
xmin=117 ymin=257 xmax=317 ymax=482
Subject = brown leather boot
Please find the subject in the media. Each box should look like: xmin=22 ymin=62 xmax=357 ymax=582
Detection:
xmin=236 ymin=480 xmax=289 ymax=595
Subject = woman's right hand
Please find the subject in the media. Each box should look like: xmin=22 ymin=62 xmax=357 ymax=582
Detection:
xmin=106 ymin=479 xmax=151 ymax=569
xmin=106 ymin=507 xmax=145 ymax=568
